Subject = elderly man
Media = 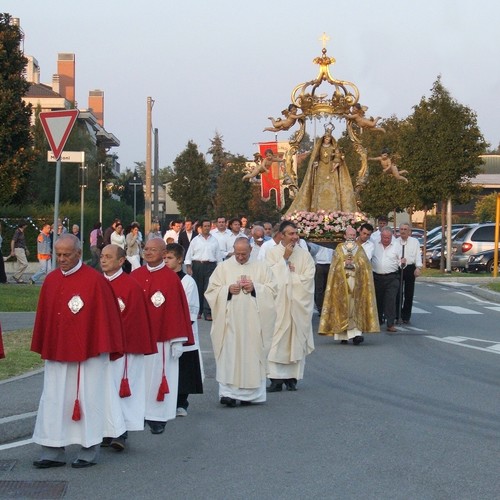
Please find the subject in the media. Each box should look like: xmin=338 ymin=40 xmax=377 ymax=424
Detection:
xmin=396 ymin=223 xmax=423 ymax=324
xmin=371 ymin=227 xmax=403 ymax=332
xmin=31 ymin=234 xmax=126 ymax=469
xmin=265 ymin=221 xmax=315 ymax=392
xmin=249 ymin=225 xmax=265 ymax=261
xmin=205 ymin=238 xmax=277 ymax=406
xmin=131 ymin=238 xmax=194 ymax=434
xmin=319 ymin=226 xmax=379 ymax=345
xmin=100 ymin=244 xmax=157 ymax=451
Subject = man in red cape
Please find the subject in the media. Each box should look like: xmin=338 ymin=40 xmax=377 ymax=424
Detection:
xmin=131 ymin=237 xmax=194 ymax=434
xmin=100 ymin=244 xmax=157 ymax=450
xmin=31 ymin=234 xmax=126 ymax=469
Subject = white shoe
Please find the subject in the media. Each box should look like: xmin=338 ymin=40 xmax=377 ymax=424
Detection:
xmin=176 ymin=407 xmax=188 ymax=417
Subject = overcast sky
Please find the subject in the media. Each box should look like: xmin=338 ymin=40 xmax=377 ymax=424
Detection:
xmin=5 ymin=0 xmax=500 ymax=171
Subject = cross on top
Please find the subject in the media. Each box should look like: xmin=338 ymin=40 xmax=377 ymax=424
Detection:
xmin=319 ymin=32 xmax=330 ymax=50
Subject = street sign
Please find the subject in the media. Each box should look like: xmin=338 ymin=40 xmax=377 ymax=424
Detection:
xmin=39 ymin=109 xmax=79 ymax=160
xmin=47 ymin=151 xmax=85 ymax=163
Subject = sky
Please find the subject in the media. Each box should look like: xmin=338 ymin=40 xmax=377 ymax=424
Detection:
xmin=4 ymin=0 xmax=500 ymax=172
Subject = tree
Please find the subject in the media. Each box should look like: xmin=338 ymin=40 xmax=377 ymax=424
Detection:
xmin=290 ymin=130 xmax=314 ymax=154
xmin=207 ymin=131 xmax=228 ymax=212
xmin=168 ymin=141 xmax=211 ymax=218
xmin=215 ymin=156 xmax=252 ymax=218
xmin=401 ymin=77 xmax=487 ymax=269
xmin=474 ymin=192 xmax=498 ymax=222
xmin=0 ymin=13 xmax=34 ymax=205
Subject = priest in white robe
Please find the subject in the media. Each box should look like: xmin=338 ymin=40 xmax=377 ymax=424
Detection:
xmin=265 ymin=221 xmax=315 ymax=392
xmin=205 ymin=237 xmax=277 ymax=406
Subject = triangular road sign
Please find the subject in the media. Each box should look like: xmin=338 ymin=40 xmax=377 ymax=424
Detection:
xmin=39 ymin=109 xmax=79 ymax=160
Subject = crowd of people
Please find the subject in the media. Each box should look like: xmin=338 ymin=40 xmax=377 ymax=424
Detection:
xmin=1 ymin=212 xmax=421 ymax=469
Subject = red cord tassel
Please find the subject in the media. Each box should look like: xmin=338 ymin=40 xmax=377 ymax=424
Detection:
xmin=119 ymin=355 xmax=131 ymax=397
xmin=120 ymin=378 xmax=131 ymax=398
xmin=72 ymin=362 xmax=82 ymax=421
xmin=156 ymin=375 xmax=169 ymax=401
xmin=72 ymin=399 xmax=81 ymax=421
xmin=156 ymin=344 xmax=170 ymax=401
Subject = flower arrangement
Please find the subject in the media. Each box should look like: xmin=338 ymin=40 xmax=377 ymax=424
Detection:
xmin=283 ymin=210 xmax=368 ymax=241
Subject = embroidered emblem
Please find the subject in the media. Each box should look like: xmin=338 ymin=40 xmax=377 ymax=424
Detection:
xmin=151 ymin=291 xmax=165 ymax=308
xmin=68 ymin=295 xmax=84 ymax=314
xmin=117 ymin=297 xmax=126 ymax=312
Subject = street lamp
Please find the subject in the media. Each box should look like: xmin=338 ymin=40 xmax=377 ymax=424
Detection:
xmin=129 ymin=170 xmax=143 ymax=221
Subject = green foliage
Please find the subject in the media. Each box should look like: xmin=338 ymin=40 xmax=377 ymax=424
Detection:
xmin=215 ymin=157 xmax=253 ymax=218
xmin=168 ymin=141 xmax=212 ymax=218
xmin=474 ymin=192 xmax=498 ymax=222
xmin=0 ymin=13 xmax=34 ymax=205
xmin=401 ymin=77 xmax=487 ymax=209
xmin=247 ymin=184 xmax=282 ymax=224
xmin=207 ymin=132 xmax=228 ymax=212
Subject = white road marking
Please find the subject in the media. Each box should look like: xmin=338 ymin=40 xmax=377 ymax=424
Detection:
xmin=484 ymin=306 xmax=500 ymax=312
xmin=405 ymin=326 xmax=427 ymax=332
xmin=0 ymin=438 xmax=33 ymax=451
xmin=426 ymin=335 xmax=500 ymax=355
xmin=436 ymin=306 xmax=482 ymax=314
xmin=455 ymin=291 xmax=495 ymax=304
xmin=410 ymin=306 xmax=430 ymax=314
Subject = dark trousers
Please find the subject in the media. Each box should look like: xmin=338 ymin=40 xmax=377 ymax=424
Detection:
xmin=397 ymin=264 xmax=416 ymax=321
xmin=314 ymin=263 xmax=330 ymax=314
xmin=373 ymin=272 xmax=400 ymax=327
xmin=192 ymin=261 xmax=217 ymax=317
xmin=0 ymin=250 xmax=6 ymax=283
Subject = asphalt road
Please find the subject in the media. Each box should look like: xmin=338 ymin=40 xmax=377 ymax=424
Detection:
xmin=0 ymin=281 xmax=499 ymax=499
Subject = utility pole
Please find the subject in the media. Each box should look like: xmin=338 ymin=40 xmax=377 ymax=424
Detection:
xmin=99 ymin=162 xmax=104 ymax=224
xmin=145 ymin=97 xmax=153 ymax=235
xmin=154 ymin=128 xmax=159 ymax=221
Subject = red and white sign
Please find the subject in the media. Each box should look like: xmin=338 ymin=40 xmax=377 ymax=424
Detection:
xmin=39 ymin=109 xmax=79 ymax=160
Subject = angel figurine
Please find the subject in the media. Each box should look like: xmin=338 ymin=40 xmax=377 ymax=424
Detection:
xmin=368 ymin=148 xmax=408 ymax=182
xmin=263 ymin=104 xmax=303 ymax=132
xmin=345 ymin=103 xmax=385 ymax=133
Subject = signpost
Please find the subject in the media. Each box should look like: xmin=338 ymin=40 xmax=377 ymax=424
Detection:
xmin=39 ymin=109 xmax=79 ymax=267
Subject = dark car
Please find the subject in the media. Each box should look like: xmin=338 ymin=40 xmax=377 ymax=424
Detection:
xmin=466 ymin=249 xmax=500 ymax=273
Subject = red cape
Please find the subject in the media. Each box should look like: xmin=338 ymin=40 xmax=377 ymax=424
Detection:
xmin=31 ymin=264 xmax=124 ymax=362
xmin=108 ymin=272 xmax=157 ymax=355
xmin=131 ymin=265 xmax=194 ymax=345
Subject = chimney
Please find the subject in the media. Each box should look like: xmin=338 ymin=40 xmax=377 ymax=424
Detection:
xmin=52 ymin=74 xmax=60 ymax=94
xmin=88 ymin=90 xmax=104 ymax=126
xmin=57 ymin=53 xmax=75 ymax=103
xmin=25 ymin=56 xmax=40 ymax=84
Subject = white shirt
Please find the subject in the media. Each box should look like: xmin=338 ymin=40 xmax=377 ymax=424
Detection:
xmin=163 ymin=229 xmax=180 ymax=243
xmin=185 ymin=234 xmax=222 ymax=265
xmin=308 ymin=243 xmax=334 ymax=265
xmin=360 ymin=239 xmax=375 ymax=261
xmin=210 ymin=229 xmax=231 ymax=258
xmin=371 ymin=240 xmax=402 ymax=274
xmin=257 ymin=238 xmax=278 ymax=261
xmin=396 ymin=236 xmax=422 ymax=268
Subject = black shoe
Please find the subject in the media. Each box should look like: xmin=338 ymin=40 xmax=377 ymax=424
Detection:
xmin=33 ymin=459 xmax=66 ymax=469
xmin=71 ymin=459 xmax=97 ymax=469
xmin=266 ymin=379 xmax=283 ymax=392
xmin=146 ymin=420 xmax=166 ymax=434
xmin=340 ymin=340 xmax=348 ymax=344
xmin=402 ymin=320 xmax=410 ymax=324
xmin=240 ymin=401 xmax=252 ymax=406
xmin=220 ymin=396 xmax=237 ymax=407
xmin=110 ymin=437 xmax=126 ymax=452
xmin=352 ymin=335 xmax=364 ymax=345
xmin=284 ymin=378 xmax=297 ymax=391
xmin=100 ymin=437 xmax=112 ymax=447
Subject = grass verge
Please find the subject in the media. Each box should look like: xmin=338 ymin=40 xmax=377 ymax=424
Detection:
xmin=0 ymin=329 xmax=43 ymax=381
xmin=0 ymin=285 xmax=40 ymax=311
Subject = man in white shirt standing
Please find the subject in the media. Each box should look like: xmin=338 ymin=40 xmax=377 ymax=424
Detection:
xmin=357 ymin=223 xmax=375 ymax=260
xmin=164 ymin=220 xmax=182 ymax=243
xmin=210 ymin=216 xmax=231 ymax=260
xmin=371 ymin=227 xmax=402 ymax=333
xmin=185 ymin=219 xmax=222 ymax=321
xmin=396 ymin=223 xmax=423 ymax=324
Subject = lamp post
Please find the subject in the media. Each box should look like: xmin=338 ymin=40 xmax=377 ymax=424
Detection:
xmin=129 ymin=170 xmax=143 ymax=221
xmin=99 ymin=163 xmax=104 ymax=224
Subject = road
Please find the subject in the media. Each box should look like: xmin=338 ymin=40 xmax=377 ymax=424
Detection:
xmin=0 ymin=281 xmax=499 ymax=499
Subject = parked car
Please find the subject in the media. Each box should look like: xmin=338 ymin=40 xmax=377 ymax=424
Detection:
xmin=425 ymin=228 xmax=466 ymax=268
xmin=466 ymin=249 xmax=500 ymax=273
xmin=451 ymin=223 xmax=499 ymax=271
